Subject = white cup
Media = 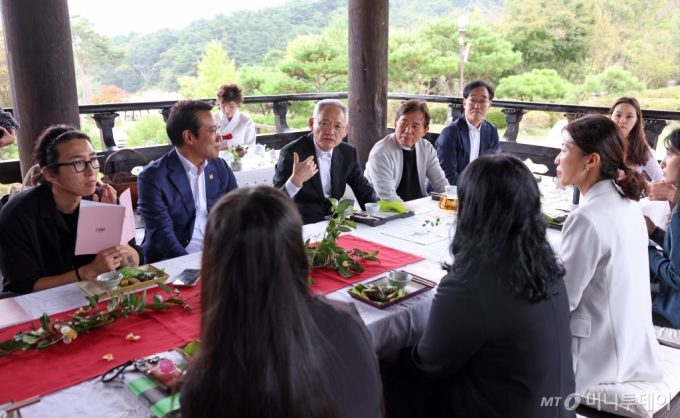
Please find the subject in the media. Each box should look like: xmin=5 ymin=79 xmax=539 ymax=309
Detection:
xmin=365 ymin=203 xmax=380 ymax=216
xmin=445 ymin=185 xmax=457 ymax=198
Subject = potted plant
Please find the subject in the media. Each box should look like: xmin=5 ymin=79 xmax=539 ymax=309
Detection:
xmin=229 ymin=150 xmax=242 ymax=172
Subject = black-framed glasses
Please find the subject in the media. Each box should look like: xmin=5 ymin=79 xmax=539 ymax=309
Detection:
xmin=52 ymin=157 xmax=101 ymax=173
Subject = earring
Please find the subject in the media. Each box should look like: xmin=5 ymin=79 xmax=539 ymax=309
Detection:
xmin=585 ymin=166 xmax=590 ymax=172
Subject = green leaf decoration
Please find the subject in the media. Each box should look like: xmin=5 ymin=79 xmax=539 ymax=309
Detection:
xmin=40 ymin=314 xmax=50 ymax=333
xmin=158 ymin=282 xmax=172 ymax=294
xmin=378 ymin=200 xmax=408 ymax=214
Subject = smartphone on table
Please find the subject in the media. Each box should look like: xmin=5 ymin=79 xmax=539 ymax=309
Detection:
xmin=172 ymin=269 xmax=200 ymax=287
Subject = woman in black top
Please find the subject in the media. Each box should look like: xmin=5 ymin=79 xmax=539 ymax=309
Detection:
xmin=180 ymin=186 xmax=384 ymax=418
xmin=0 ymin=125 xmax=141 ymax=294
xmin=385 ymin=154 xmax=575 ymax=418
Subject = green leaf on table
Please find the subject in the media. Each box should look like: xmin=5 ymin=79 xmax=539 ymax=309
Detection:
xmin=338 ymin=266 xmax=352 ymax=278
xmin=129 ymin=293 xmax=140 ymax=309
xmin=176 ymin=340 xmax=201 ymax=358
xmin=0 ymin=339 xmax=24 ymax=352
xmin=145 ymin=303 xmax=173 ymax=310
xmin=40 ymin=314 xmax=50 ymax=333
xmin=36 ymin=340 xmax=52 ymax=350
xmin=158 ymin=282 xmax=172 ymax=294
xmin=344 ymin=220 xmax=357 ymax=229
xmin=85 ymin=295 xmax=99 ymax=310
xmin=338 ymin=226 xmax=352 ymax=233
xmin=21 ymin=334 xmax=39 ymax=345
xmin=349 ymin=263 xmax=365 ymax=273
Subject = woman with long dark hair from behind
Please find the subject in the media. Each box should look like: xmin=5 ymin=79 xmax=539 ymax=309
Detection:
xmin=556 ymin=114 xmax=661 ymax=394
xmin=387 ymin=154 xmax=574 ymax=418
xmin=180 ymin=186 xmax=383 ymax=418
xmin=645 ymin=128 xmax=680 ymax=328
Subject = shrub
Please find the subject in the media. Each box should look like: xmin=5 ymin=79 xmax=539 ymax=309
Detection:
xmin=125 ymin=115 xmax=169 ymax=147
xmin=485 ymin=109 xmax=507 ymax=130
xmin=429 ymin=106 xmax=448 ymax=124
xmin=521 ymin=111 xmax=552 ymax=132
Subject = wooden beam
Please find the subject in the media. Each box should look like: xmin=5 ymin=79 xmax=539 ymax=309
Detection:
xmin=1 ymin=0 xmax=80 ymax=176
xmin=348 ymin=0 xmax=389 ymax=168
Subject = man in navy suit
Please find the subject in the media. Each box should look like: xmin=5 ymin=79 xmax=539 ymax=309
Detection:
xmin=435 ymin=80 xmax=500 ymax=185
xmin=138 ymin=100 xmax=238 ymax=263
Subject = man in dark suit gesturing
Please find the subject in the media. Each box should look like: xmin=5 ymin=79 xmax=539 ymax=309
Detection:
xmin=273 ymin=99 xmax=377 ymax=224
xmin=435 ymin=80 xmax=500 ymax=185
xmin=138 ymin=100 xmax=238 ymax=263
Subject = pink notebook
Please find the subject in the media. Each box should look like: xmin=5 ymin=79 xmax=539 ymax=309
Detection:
xmin=74 ymin=200 xmax=125 ymax=255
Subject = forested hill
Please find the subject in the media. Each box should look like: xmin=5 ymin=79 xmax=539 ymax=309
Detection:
xmin=91 ymin=0 xmax=500 ymax=92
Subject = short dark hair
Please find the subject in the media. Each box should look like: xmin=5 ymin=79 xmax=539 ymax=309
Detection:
xmin=463 ymin=80 xmax=495 ymax=100
xmin=395 ymin=99 xmax=431 ymax=127
xmin=166 ymin=100 xmax=214 ymax=147
xmin=216 ymin=84 xmax=243 ymax=104
xmin=451 ymin=153 xmax=565 ymax=302
xmin=564 ymin=114 xmax=646 ymax=201
xmin=33 ymin=124 xmax=91 ymax=183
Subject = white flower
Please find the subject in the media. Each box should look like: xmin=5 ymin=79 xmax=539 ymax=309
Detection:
xmin=60 ymin=325 xmax=77 ymax=344
xmin=125 ymin=333 xmax=140 ymax=341
xmin=102 ymin=353 xmax=114 ymax=361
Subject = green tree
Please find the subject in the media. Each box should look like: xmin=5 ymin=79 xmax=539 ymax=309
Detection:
xmin=0 ymin=30 xmax=11 ymax=107
xmin=416 ymin=16 xmax=521 ymax=94
xmin=71 ymin=16 xmax=123 ymax=103
xmin=127 ymin=30 xmax=179 ymax=88
xmin=502 ymin=0 xmax=595 ymax=81
xmin=388 ymin=31 xmax=443 ymax=94
xmin=278 ymin=17 xmax=349 ymax=93
xmin=496 ymin=69 xmax=570 ymax=102
xmin=568 ymin=65 xmax=646 ymax=103
xmin=178 ymin=40 xmax=238 ymax=99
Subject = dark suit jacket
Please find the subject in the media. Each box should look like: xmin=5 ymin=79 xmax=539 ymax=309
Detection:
xmin=137 ymin=148 xmax=238 ymax=263
xmin=273 ymin=133 xmax=377 ymax=224
xmin=396 ymin=266 xmax=575 ymax=418
xmin=435 ymin=115 xmax=500 ymax=185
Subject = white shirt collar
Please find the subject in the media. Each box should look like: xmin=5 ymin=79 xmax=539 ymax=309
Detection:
xmin=313 ymin=139 xmax=334 ymax=160
xmin=465 ymin=116 xmax=481 ymax=134
xmin=176 ymin=147 xmax=208 ymax=175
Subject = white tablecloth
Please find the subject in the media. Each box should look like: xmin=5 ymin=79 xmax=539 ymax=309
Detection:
xmin=5 ymin=195 xmax=568 ymax=417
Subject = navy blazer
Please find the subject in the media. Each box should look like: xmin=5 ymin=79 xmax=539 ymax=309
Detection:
xmin=137 ymin=148 xmax=238 ymax=263
xmin=435 ymin=115 xmax=500 ymax=185
xmin=273 ymin=133 xmax=377 ymax=224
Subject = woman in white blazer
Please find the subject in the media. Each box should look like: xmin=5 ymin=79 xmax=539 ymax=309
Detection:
xmin=555 ymin=115 xmax=662 ymax=394
xmin=213 ymin=83 xmax=256 ymax=147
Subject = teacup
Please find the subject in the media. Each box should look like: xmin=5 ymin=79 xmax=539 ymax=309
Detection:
xmin=445 ymin=185 xmax=457 ymax=198
xmin=365 ymin=203 xmax=380 ymax=217
xmin=387 ymin=271 xmax=412 ymax=289
xmin=96 ymin=271 xmax=123 ymax=290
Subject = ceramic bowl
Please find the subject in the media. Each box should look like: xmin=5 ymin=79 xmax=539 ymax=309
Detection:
xmin=387 ymin=271 xmax=412 ymax=289
xmin=96 ymin=271 xmax=123 ymax=290
xmin=365 ymin=203 xmax=380 ymax=216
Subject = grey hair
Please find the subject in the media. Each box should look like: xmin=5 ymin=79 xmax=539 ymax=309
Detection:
xmin=313 ymin=99 xmax=349 ymax=123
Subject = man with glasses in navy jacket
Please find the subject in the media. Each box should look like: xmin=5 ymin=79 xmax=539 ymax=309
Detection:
xmin=435 ymin=80 xmax=500 ymax=185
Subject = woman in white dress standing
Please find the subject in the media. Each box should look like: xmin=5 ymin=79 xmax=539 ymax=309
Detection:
xmin=609 ymin=97 xmax=663 ymax=181
xmin=555 ymin=114 xmax=662 ymax=395
xmin=213 ymin=83 xmax=256 ymax=148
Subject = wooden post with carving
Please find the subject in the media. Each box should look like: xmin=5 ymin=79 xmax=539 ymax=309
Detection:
xmin=1 ymin=0 xmax=80 ymax=176
xmin=348 ymin=0 xmax=389 ymax=168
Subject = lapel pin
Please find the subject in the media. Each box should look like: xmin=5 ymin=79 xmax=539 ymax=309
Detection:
xmin=209 ymin=174 xmax=213 ymax=180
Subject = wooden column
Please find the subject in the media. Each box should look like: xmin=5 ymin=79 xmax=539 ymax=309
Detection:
xmin=1 ymin=0 xmax=80 ymax=176
xmin=348 ymin=0 xmax=389 ymax=168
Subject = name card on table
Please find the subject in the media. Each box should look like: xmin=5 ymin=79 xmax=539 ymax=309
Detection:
xmin=75 ymin=189 xmax=135 ymax=255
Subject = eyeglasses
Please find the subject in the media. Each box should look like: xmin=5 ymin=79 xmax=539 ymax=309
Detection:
xmin=200 ymin=127 xmax=220 ymax=135
xmin=397 ymin=120 xmax=425 ymax=130
xmin=52 ymin=157 xmax=101 ymax=173
xmin=466 ymin=99 xmax=490 ymax=107
xmin=316 ymin=121 xmax=346 ymax=134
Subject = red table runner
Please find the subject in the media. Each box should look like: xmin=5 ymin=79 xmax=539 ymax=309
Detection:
xmin=0 ymin=285 xmax=201 ymax=403
xmin=0 ymin=235 xmax=423 ymax=403
xmin=310 ymin=235 xmax=424 ymax=294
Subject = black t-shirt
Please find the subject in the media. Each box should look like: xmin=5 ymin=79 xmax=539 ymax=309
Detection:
xmin=0 ymin=183 xmax=141 ymax=294
xmin=396 ymin=147 xmax=424 ymax=202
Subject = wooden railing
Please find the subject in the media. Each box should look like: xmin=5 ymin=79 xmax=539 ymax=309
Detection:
xmin=0 ymin=93 xmax=678 ymax=184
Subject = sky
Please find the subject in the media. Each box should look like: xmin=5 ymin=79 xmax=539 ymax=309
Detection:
xmin=67 ymin=0 xmax=290 ymax=37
